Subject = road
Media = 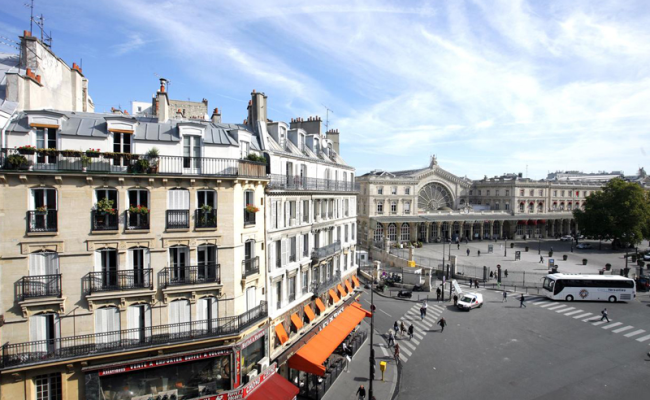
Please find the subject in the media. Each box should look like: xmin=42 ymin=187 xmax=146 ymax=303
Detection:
xmin=358 ymin=286 xmax=650 ymax=400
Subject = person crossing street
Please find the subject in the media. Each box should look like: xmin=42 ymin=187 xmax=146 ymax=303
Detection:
xmin=519 ymin=294 xmax=527 ymax=308
xmin=408 ymin=323 xmax=414 ymax=340
xmin=502 ymin=291 xmax=507 ymax=302
xmin=438 ymin=317 xmax=447 ymax=332
xmin=356 ymin=384 xmax=366 ymax=400
xmin=601 ymin=308 xmax=610 ymax=323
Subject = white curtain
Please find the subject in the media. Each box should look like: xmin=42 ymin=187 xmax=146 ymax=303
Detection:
xmin=127 ymin=304 xmax=151 ymax=341
xmin=96 ymin=307 xmax=120 ymax=344
xmin=169 ymin=300 xmax=190 ymax=335
xmin=197 ymin=297 xmax=219 ymax=332
xmin=29 ymin=252 xmax=59 ymax=276
xmin=30 ymin=314 xmax=47 ymax=353
xmin=246 ymin=287 xmax=256 ymax=311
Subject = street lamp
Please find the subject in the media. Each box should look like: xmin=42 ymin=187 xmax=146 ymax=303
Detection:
xmin=504 ymin=237 xmax=507 ymax=257
xmin=538 ymin=237 xmax=541 ymax=255
xmin=368 ymin=261 xmax=378 ymax=399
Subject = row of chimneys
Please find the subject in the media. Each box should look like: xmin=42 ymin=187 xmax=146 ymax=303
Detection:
xmin=291 ymin=116 xmax=322 ymax=123
xmin=71 ymin=63 xmax=82 ymax=74
xmin=110 ymin=107 xmax=129 ymax=115
xmin=326 ymin=128 xmax=340 ymax=133
xmin=25 ymin=68 xmax=42 ymax=84
xmin=23 ymin=30 xmax=83 ymax=76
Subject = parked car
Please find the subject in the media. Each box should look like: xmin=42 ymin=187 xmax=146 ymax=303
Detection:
xmin=560 ymin=235 xmax=573 ymax=241
xmin=643 ymin=254 xmax=650 ymax=261
xmin=457 ymin=293 xmax=483 ymax=311
xmin=576 ymin=243 xmax=592 ymax=249
xmin=636 ymin=277 xmax=650 ymax=292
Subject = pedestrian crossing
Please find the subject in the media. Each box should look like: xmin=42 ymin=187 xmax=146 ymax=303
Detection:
xmin=386 ymin=302 xmax=445 ymax=363
xmin=520 ymin=294 xmax=650 ymax=347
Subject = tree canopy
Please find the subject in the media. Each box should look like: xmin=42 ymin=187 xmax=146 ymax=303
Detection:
xmin=573 ymin=178 xmax=650 ymax=246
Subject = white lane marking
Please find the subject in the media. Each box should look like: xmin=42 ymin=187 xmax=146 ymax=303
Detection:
xmin=400 ymin=346 xmax=413 ymax=356
xmin=411 ymin=337 xmax=421 ymax=345
xmin=624 ymin=329 xmax=645 ymax=338
xmin=546 ymin=304 xmax=566 ymax=310
xmin=635 ymin=334 xmax=650 ymax=342
xmin=612 ymin=326 xmax=634 ymax=334
xmin=414 ymin=332 xmax=425 ymax=340
xmin=555 ymin=307 xmax=576 ymax=313
xmin=379 ymin=344 xmax=389 ymax=357
xmin=591 ymin=320 xmax=610 ymax=326
xmin=402 ymin=340 xmax=417 ymax=351
xmin=574 ymin=312 xmax=593 ymax=319
xmin=539 ymin=303 xmax=557 ymax=308
xmin=379 ymin=309 xmax=392 ymax=317
xmin=400 ymin=354 xmax=409 ymax=362
xmin=432 ymin=305 xmax=445 ymax=312
xmin=601 ymin=322 xmax=622 ymax=330
xmin=564 ymin=310 xmax=584 ymax=316
xmin=418 ymin=320 xmax=434 ymax=329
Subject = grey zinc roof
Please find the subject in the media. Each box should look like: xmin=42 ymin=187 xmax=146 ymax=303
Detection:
xmin=0 ymin=52 xmax=20 ymax=115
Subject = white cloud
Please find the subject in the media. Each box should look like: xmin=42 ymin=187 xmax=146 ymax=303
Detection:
xmin=111 ymin=33 xmax=146 ymax=56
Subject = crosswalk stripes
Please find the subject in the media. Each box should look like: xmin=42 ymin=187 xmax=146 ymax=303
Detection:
xmin=555 ymin=307 xmax=576 ymax=313
xmin=539 ymin=302 xmax=557 ymax=308
xmin=378 ymin=343 xmax=389 ymax=357
xmin=413 ymin=332 xmax=424 ymax=341
xmin=546 ymin=304 xmax=566 ymax=311
xmin=574 ymin=312 xmax=593 ymax=319
xmin=400 ymin=354 xmax=409 ymax=362
xmin=400 ymin=345 xmax=413 ymax=357
xmin=402 ymin=340 xmax=417 ymax=351
xmin=612 ymin=326 xmax=635 ymax=334
xmin=635 ymin=334 xmax=650 ymax=342
xmin=591 ymin=320 xmax=610 ymax=326
xmin=624 ymin=329 xmax=645 ymax=338
xmin=601 ymin=322 xmax=623 ymax=330
xmin=564 ymin=310 xmax=584 ymax=316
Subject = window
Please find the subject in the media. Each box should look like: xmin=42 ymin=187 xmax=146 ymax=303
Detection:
xmin=478 ymin=190 xmax=482 ymax=196
xmin=313 ymin=200 xmax=319 ymax=221
xmin=128 ymin=189 xmax=149 ymax=229
xmin=271 ymin=200 xmax=280 ymax=229
xmin=197 ymin=297 xmax=218 ymax=333
xmin=391 ymin=201 xmax=397 ymax=214
xmin=519 ymin=203 xmax=525 ymax=212
xmin=375 ymin=223 xmax=384 ymax=242
xmin=528 ymin=203 xmax=534 ymax=213
xmin=96 ymin=248 xmax=118 ymax=289
xmin=288 ymin=276 xmax=296 ymax=302
xmin=405 ymin=187 xmax=410 ymax=195
xmin=303 ymin=200 xmax=310 ymax=223
xmin=516 ymin=224 xmax=524 ymax=235
xmin=275 ymin=281 xmax=282 ymax=310
xmin=506 ymin=190 xmax=510 ymax=196
xmin=29 ymin=251 xmax=59 ymax=291
xmin=169 ymin=246 xmax=189 ymax=282
xmin=246 ymin=287 xmax=257 ymax=311
xmin=197 ymin=244 xmax=218 ymax=281
xmin=35 ymin=373 xmax=62 ymax=400
xmin=129 ymin=247 xmax=150 ymax=287
xmin=271 ymin=240 xmax=281 ymax=270
xmin=520 ymin=189 xmax=524 ymax=196
xmin=539 ymin=190 xmax=544 ymax=196
xmin=288 ymin=201 xmax=297 ymax=226
xmin=30 ymin=188 xmax=57 ymax=232
xmin=303 ymin=234 xmax=309 ymax=257
xmin=289 ymin=236 xmax=297 ymax=262
xmin=401 ymin=224 xmax=410 ymax=241
xmin=391 ymin=187 xmax=397 ymax=195
xmin=561 ymin=190 xmax=565 ymax=196
xmin=352 ymin=223 xmax=356 ymax=240
xmin=113 ymin=132 xmax=132 ymax=166
xmin=169 ymin=299 xmax=191 ymax=335
xmin=337 ymin=226 xmax=341 ymax=243
xmin=167 ymin=188 xmax=190 ymax=228
xmin=404 ymin=201 xmax=411 ymax=214
xmin=95 ymin=307 xmax=120 ymax=343
xmin=487 ymin=190 xmax=490 ymax=196
xmin=244 ymin=190 xmax=255 ymax=225
xmin=495 ymin=189 xmax=500 ymax=196
xmin=35 ymin=127 xmax=57 ymax=164
xmin=197 ymin=190 xmax=217 ymax=228
xmin=505 ymin=203 xmax=510 ymax=210
xmin=240 ymin=141 xmax=250 ymax=158
xmin=537 ymin=203 xmax=543 ymax=213
xmin=583 ymin=191 xmax=587 ymax=197
xmin=30 ymin=313 xmax=59 ymax=354
xmin=469 ymin=190 xmax=473 ymax=196
xmin=183 ymin=135 xmax=201 ymax=170
xmin=388 ymin=223 xmax=397 ymax=241
xmin=494 ymin=202 xmax=500 ymax=210
xmin=377 ymin=202 xmax=383 ymax=215
xmin=302 ymin=270 xmax=309 ymax=293
xmin=127 ymin=304 xmax=151 ymax=343
xmin=345 ymin=225 xmax=349 ymax=242
xmin=529 ymin=189 xmax=534 ymax=196
xmin=553 ymin=190 xmax=557 ymax=197
xmin=377 ymin=187 xmax=383 ymax=195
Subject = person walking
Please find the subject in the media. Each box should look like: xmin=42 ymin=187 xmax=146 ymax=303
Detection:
xmin=400 ymin=321 xmax=407 ymax=337
xmin=356 ymin=384 xmax=367 ymax=400
xmin=436 ymin=287 xmax=441 ymax=301
xmin=438 ymin=317 xmax=447 ymax=332
xmin=469 ymin=278 xmax=473 ymax=287
xmin=475 ymin=280 xmax=480 ymax=289
xmin=387 ymin=330 xmax=395 ymax=347
xmin=457 ymin=242 xmax=460 ymax=250
xmin=466 ymin=248 xmax=470 ymax=257
xmin=394 ymin=343 xmax=400 ymax=363
xmin=519 ymin=294 xmax=526 ymax=308
xmin=600 ymin=308 xmax=609 ymax=323
xmin=540 ymin=255 xmax=544 ymax=263
xmin=408 ymin=324 xmax=414 ymax=340
xmin=478 ymin=250 xmax=481 ymax=257
xmin=393 ymin=321 xmax=400 ymax=337
xmin=502 ymin=291 xmax=507 ymax=302
xmin=453 ymin=294 xmax=459 ymax=306
xmin=504 ymin=269 xmax=509 ymax=278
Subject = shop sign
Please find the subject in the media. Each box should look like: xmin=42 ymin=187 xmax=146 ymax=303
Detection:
xmin=234 ymin=350 xmax=241 ymax=388
xmin=98 ymin=349 xmax=231 ymax=376
xmin=318 ymin=305 xmax=345 ymax=331
xmin=240 ymin=329 xmax=266 ymax=349
xmin=190 ymin=363 xmax=277 ymax=400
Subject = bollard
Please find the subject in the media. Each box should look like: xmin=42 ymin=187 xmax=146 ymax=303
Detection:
xmin=380 ymin=361 xmax=387 ymax=381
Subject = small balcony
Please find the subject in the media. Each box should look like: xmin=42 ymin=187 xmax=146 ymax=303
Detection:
xmin=166 ymin=210 xmax=189 ymax=229
xmin=126 ymin=211 xmax=149 ymax=230
xmin=312 ymin=241 xmax=342 ymax=263
xmin=85 ymin=270 xmax=153 ymax=294
xmin=18 ymin=274 xmax=62 ymax=300
xmin=267 ymin=175 xmax=358 ymax=192
xmin=195 ymin=209 xmax=217 ymax=228
xmin=26 ymin=210 xmax=57 ymax=233
xmin=244 ymin=210 xmax=256 ymax=226
xmin=160 ymin=264 xmax=221 ymax=288
xmin=91 ymin=211 xmax=119 ymax=231
xmin=310 ymin=271 xmax=341 ymax=296
xmin=242 ymin=257 xmax=260 ymax=278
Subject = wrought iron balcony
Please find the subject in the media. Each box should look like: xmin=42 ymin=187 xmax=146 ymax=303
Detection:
xmin=126 ymin=211 xmax=149 ymax=230
xmin=242 ymin=257 xmax=260 ymax=278
xmin=26 ymin=210 xmax=57 ymax=233
xmin=0 ymin=301 xmax=267 ymax=369
xmin=311 ymin=241 xmax=341 ymax=262
xmin=166 ymin=210 xmax=190 ymax=229
xmin=267 ymin=174 xmax=357 ymax=192
xmin=160 ymin=264 xmax=221 ymax=288
xmin=91 ymin=211 xmax=119 ymax=231
xmin=85 ymin=269 xmax=153 ymax=294
xmin=18 ymin=274 xmax=62 ymax=300
xmin=195 ymin=208 xmax=217 ymax=228
xmin=0 ymin=148 xmax=267 ymax=178
xmin=310 ymin=271 xmax=341 ymax=296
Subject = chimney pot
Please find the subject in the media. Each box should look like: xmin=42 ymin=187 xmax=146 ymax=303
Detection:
xmin=23 ymin=30 xmax=31 ymax=37
xmin=36 ymin=75 xmax=41 ymax=83
xmin=252 ymin=89 xmax=256 ymax=93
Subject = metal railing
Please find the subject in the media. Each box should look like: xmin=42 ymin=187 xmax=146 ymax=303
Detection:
xmin=126 ymin=211 xmax=149 ymax=230
xmin=242 ymin=257 xmax=260 ymax=278
xmin=160 ymin=264 xmax=221 ymax=288
xmin=0 ymin=301 xmax=267 ymax=369
xmin=312 ymin=241 xmax=341 ymax=262
xmin=244 ymin=210 xmax=256 ymax=226
xmin=195 ymin=209 xmax=217 ymax=228
xmin=166 ymin=210 xmax=189 ymax=229
xmin=26 ymin=210 xmax=57 ymax=233
xmin=310 ymin=272 xmax=341 ymax=296
xmin=18 ymin=274 xmax=62 ymax=300
xmin=91 ymin=211 xmax=119 ymax=231
xmin=267 ymin=174 xmax=357 ymax=192
xmin=1 ymin=149 xmax=266 ymax=178
xmin=85 ymin=269 xmax=153 ymax=294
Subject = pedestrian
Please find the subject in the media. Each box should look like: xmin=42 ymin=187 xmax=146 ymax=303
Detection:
xmin=475 ymin=280 xmax=480 ymax=289
xmin=540 ymin=255 xmax=544 ymax=263
xmin=478 ymin=250 xmax=481 ymax=257
xmin=489 ymin=271 xmax=494 ymax=279
xmin=453 ymin=294 xmax=458 ymax=306
xmin=519 ymin=294 xmax=526 ymax=308
xmin=356 ymin=384 xmax=366 ymax=400
xmin=502 ymin=291 xmax=507 ymax=302
xmin=457 ymin=242 xmax=460 ymax=250
xmin=466 ymin=248 xmax=470 ymax=257
xmin=438 ymin=317 xmax=447 ymax=332
xmin=600 ymin=308 xmax=609 ymax=323
xmin=504 ymin=269 xmax=508 ymax=278
xmin=436 ymin=287 xmax=441 ymax=301
xmin=408 ymin=324 xmax=414 ymax=340
xmin=469 ymin=278 xmax=473 ymax=287
xmin=388 ymin=330 xmax=395 ymax=346
xmin=400 ymin=321 xmax=407 ymax=336
xmin=420 ymin=303 xmax=427 ymax=320
xmin=393 ymin=321 xmax=400 ymax=336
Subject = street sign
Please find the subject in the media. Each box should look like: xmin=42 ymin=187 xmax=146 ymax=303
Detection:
xmin=487 ymin=245 xmax=493 ymax=253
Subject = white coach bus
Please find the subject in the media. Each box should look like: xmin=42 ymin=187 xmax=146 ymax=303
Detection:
xmin=542 ymin=273 xmax=636 ymax=302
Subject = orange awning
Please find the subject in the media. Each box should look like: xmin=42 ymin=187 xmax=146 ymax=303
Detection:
xmin=329 ymin=289 xmax=340 ymax=303
xmin=275 ymin=323 xmax=289 ymax=345
xmin=350 ymin=301 xmax=372 ymax=317
xmin=291 ymin=313 xmax=304 ymax=330
xmin=315 ymin=298 xmax=326 ymax=313
xmin=345 ymin=280 xmax=353 ymax=293
xmin=288 ymin=302 xmax=371 ymax=376
xmin=304 ymin=305 xmax=316 ymax=322
xmin=337 ymin=284 xmax=347 ymax=297
xmin=352 ymin=275 xmax=360 ymax=287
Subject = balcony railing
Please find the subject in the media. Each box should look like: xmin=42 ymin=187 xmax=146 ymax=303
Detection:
xmin=166 ymin=210 xmax=189 ymax=229
xmin=0 ymin=301 xmax=267 ymax=369
xmin=0 ymin=149 xmax=266 ymax=178
xmin=310 ymin=271 xmax=341 ymax=296
xmin=267 ymin=174 xmax=357 ymax=192
xmin=127 ymin=211 xmax=149 ymax=230
xmin=242 ymin=257 xmax=259 ymax=278
xmin=244 ymin=210 xmax=256 ymax=226
xmin=312 ymin=241 xmax=341 ymax=262
xmin=26 ymin=210 xmax=57 ymax=233
xmin=85 ymin=269 xmax=153 ymax=294
xmin=91 ymin=211 xmax=119 ymax=231
xmin=195 ymin=209 xmax=217 ymax=228
xmin=160 ymin=264 xmax=221 ymax=288
xmin=18 ymin=274 xmax=62 ymax=300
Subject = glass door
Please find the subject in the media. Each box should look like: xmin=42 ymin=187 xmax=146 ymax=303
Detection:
xmin=170 ymin=246 xmax=188 ymax=283
xmin=197 ymin=245 xmax=217 ymax=282
xmin=183 ymin=136 xmax=201 ymax=173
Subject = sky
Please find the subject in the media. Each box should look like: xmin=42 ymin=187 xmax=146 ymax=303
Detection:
xmin=1 ymin=0 xmax=650 ymax=179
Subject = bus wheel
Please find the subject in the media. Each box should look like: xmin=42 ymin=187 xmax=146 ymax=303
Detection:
xmin=608 ymin=296 xmax=617 ymax=303
xmin=565 ymin=295 xmax=574 ymax=302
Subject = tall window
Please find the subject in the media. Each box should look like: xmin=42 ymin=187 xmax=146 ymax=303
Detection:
xmin=169 ymin=246 xmax=189 ymax=282
xmin=127 ymin=189 xmax=149 ymax=229
xmin=302 ymin=200 xmax=310 ymax=223
xmin=169 ymin=299 xmax=191 ymax=335
xmin=184 ymin=135 xmax=201 ymax=169
xmin=377 ymin=187 xmax=383 ymax=195
xmin=113 ymin=132 xmax=132 ymax=166
xmin=388 ymin=223 xmax=397 ymax=241
xmin=405 ymin=187 xmax=410 ymax=195
xmin=288 ymin=276 xmax=296 ymax=301
xmin=275 ymin=281 xmax=282 ymax=310
xmin=404 ymin=201 xmax=411 ymax=214
xmin=30 ymin=188 xmax=57 ymax=231
xmin=272 ymin=240 xmax=281 ymax=269
xmin=167 ymin=188 xmax=190 ymax=228
xmin=391 ymin=201 xmax=397 ymax=214
xmin=519 ymin=203 xmax=525 ymax=212
xmin=127 ymin=304 xmax=151 ymax=343
xmin=506 ymin=190 xmax=510 ymax=196
xmin=35 ymin=127 xmax=57 ymax=164
xmin=198 ymin=297 xmax=218 ymax=333
xmin=246 ymin=287 xmax=257 ymax=311
xmin=377 ymin=202 xmax=383 ymax=215
xmin=95 ymin=306 xmax=120 ymax=344
xmin=244 ymin=190 xmax=255 ymax=225
xmin=197 ymin=190 xmax=217 ymax=227
xmin=303 ymin=234 xmax=309 ymax=257
xmin=34 ymin=373 xmax=62 ymax=400
xmin=129 ymin=247 xmax=149 ymax=287
xmin=96 ymin=248 xmax=118 ymax=289
xmin=30 ymin=313 xmax=59 ymax=354
xmin=289 ymin=236 xmax=297 ymax=262
xmin=197 ymin=244 xmax=218 ymax=281
xmin=401 ymin=224 xmax=410 ymax=241
xmin=375 ymin=223 xmax=384 ymax=241
xmin=537 ymin=203 xmax=543 ymax=213
xmin=391 ymin=187 xmax=397 ymax=195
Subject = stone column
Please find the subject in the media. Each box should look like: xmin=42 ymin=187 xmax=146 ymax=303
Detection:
xmin=437 ymin=222 xmax=442 ymax=239
xmin=499 ymin=221 xmax=504 ymax=239
xmin=469 ymin=224 xmax=474 ymax=241
xmin=479 ymin=223 xmax=484 ymax=240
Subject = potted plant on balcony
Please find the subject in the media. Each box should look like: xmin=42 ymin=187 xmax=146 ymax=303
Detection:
xmin=16 ymin=145 xmax=36 ymax=155
xmin=129 ymin=205 xmax=149 ymax=215
xmin=85 ymin=148 xmax=101 ymax=158
xmin=37 ymin=148 xmax=59 ymax=157
xmin=81 ymin=154 xmax=92 ymax=172
xmin=95 ymin=198 xmax=116 ymax=215
xmin=246 ymin=153 xmax=266 ymax=164
xmin=146 ymin=147 xmax=160 ymax=173
xmin=6 ymin=154 xmax=29 ymax=170
xmin=60 ymin=149 xmax=82 ymax=157
xmin=582 ymin=258 xmax=588 ymax=265
xmin=35 ymin=205 xmax=47 ymax=215
xmin=245 ymin=204 xmax=259 ymax=213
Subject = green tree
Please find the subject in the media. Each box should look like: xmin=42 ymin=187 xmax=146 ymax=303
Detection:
xmin=573 ymin=178 xmax=650 ymax=247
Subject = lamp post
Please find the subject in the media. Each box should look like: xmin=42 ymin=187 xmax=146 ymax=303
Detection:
xmin=368 ymin=261 xmax=377 ymax=399
xmin=538 ymin=238 xmax=541 ymax=255
xmin=504 ymin=237 xmax=507 ymax=257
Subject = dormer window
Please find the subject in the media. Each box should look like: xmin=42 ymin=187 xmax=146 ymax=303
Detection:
xmin=35 ymin=127 xmax=57 ymax=164
xmin=241 ymin=141 xmax=250 ymax=158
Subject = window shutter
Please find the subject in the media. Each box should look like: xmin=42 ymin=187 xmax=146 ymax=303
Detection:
xmin=197 ymin=298 xmax=208 ymax=332
xmin=30 ymin=253 xmax=45 ymax=276
xmin=127 ymin=306 xmax=138 ymax=341
xmin=181 ymin=190 xmax=190 ymax=210
xmin=269 ymin=241 xmax=275 ymax=271
xmin=247 ymin=287 xmax=256 ymax=310
xmin=30 ymin=315 xmax=46 ymax=342
xmin=210 ymin=298 xmax=218 ymax=321
xmin=285 ymin=202 xmax=289 ymax=227
xmin=281 ymin=239 xmax=287 ymax=267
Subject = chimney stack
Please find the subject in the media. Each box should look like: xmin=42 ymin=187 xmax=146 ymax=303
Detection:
xmin=211 ymin=107 xmax=221 ymax=124
xmin=247 ymin=90 xmax=268 ymax=131
xmin=155 ymin=78 xmax=170 ymax=122
xmin=326 ymin=128 xmax=340 ymax=154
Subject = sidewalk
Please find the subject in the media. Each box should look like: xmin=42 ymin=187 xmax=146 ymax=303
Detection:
xmin=322 ymin=320 xmax=398 ymax=400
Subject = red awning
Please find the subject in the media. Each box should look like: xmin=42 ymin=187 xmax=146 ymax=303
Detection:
xmin=518 ymin=220 xmax=528 ymax=225
xmin=246 ymin=372 xmax=299 ymax=400
xmin=529 ymin=220 xmax=537 ymax=225
xmin=539 ymin=219 xmax=546 ymax=224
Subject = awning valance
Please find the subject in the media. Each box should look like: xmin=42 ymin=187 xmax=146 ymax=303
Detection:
xmin=352 ymin=275 xmax=360 ymax=287
xmin=337 ymin=284 xmax=347 ymax=297
xmin=304 ymin=305 xmax=316 ymax=322
xmin=329 ymin=289 xmax=340 ymax=303
xmin=288 ymin=302 xmax=371 ymax=376
xmin=345 ymin=280 xmax=353 ymax=293
xmin=246 ymin=371 xmax=299 ymax=400
xmin=275 ymin=324 xmax=289 ymax=345
xmin=315 ymin=298 xmax=326 ymax=313
xmin=291 ymin=313 xmax=304 ymax=330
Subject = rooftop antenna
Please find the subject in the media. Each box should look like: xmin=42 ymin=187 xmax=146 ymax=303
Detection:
xmin=322 ymin=104 xmax=333 ymax=132
xmin=25 ymin=1 xmax=52 ymax=47
xmin=26 ymin=0 xmax=34 ymax=34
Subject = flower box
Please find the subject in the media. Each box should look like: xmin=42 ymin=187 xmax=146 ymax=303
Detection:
xmin=85 ymin=149 xmax=101 ymax=158
xmin=245 ymin=204 xmax=260 ymax=213
xmin=129 ymin=205 xmax=149 ymax=215
xmin=61 ymin=150 xmax=82 ymax=157
xmin=17 ymin=145 xmax=36 ymax=155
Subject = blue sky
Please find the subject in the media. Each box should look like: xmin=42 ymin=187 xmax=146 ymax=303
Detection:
xmin=2 ymin=0 xmax=650 ymax=179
